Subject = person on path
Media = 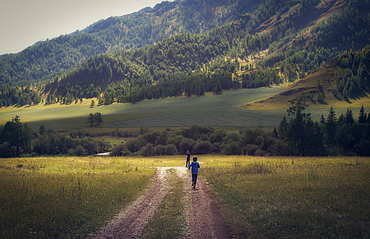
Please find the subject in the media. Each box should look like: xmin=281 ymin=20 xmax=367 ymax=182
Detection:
xmin=186 ymin=150 xmax=191 ymax=167
xmin=188 ymin=156 xmax=200 ymax=189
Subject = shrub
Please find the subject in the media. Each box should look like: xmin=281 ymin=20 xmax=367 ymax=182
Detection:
xmin=0 ymin=142 xmax=12 ymax=158
xmin=75 ymin=145 xmax=86 ymax=156
xmin=126 ymin=139 xmax=139 ymax=153
xmin=254 ymin=148 xmax=265 ymax=156
xmin=246 ymin=144 xmax=259 ymax=156
xmin=67 ymin=148 xmax=74 ymax=156
xmin=155 ymin=145 xmax=166 ymax=155
xmin=179 ymin=138 xmax=195 ymax=154
xmin=165 ymin=144 xmax=178 ymax=155
xmin=111 ymin=144 xmax=127 ymax=156
xmin=193 ymin=140 xmax=213 ymax=154
xmin=222 ymin=142 xmax=242 ymax=155
xmin=142 ymin=143 xmax=154 ymax=156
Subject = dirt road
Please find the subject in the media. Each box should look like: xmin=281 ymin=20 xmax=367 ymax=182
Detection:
xmin=92 ymin=166 xmax=231 ymax=238
xmin=177 ymin=166 xmax=231 ymax=239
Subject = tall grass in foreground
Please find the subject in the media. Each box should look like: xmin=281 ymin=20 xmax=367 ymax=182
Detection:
xmin=0 ymin=156 xmax=173 ymax=238
xmin=201 ymin=156 xmax=370 ymax=239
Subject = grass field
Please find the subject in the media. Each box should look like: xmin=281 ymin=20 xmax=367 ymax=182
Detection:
xmin=1 ymin=155 xmax=369 ymax=238
xmin=201 ymin=156 xmax=370 ymax=238
xmin=1 ymin=87 xmax=363 ymax=132
xmin=0 ymin=156 xmax=184 ymax=239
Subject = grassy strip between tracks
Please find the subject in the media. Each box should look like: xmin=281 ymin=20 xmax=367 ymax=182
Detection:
xmin=142 ymin=168 xmax=188 ymax=239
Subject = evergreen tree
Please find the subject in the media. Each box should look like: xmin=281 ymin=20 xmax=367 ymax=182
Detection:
xmin=326 ymin=107 xmax=337 ymax=145
xmin=285 ymin=97 xmax=320 ymax=156
xmin=345 ymin=108 xmax=354 ymax=125
xmin=359 ymin=105 xmax=367 ymax=123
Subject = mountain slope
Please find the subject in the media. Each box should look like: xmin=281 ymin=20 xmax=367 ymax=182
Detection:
xmin=1 ymin=0 xmax=370 ymax=109
xmin=0 ymin=0 xmax=261 ymax=85
xmin=243 ymin=46 xmax=370 ymax=110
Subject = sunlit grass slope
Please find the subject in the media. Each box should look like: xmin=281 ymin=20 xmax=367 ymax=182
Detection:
xmin=1 ymin=86 xmax=352 ymax=130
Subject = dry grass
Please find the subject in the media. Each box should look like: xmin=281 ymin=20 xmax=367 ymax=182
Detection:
xmin=201 ymin=156 xmax=370 ymax=238
xmin=0 ymin=156 xmax=184 ymax=238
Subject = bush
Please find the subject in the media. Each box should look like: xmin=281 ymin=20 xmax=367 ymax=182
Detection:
xmin=142 ymin=143 xmax=155 ymax=156
xmin=111 ymin=144 xmax=127 ymax=156
xmin=75 ymin=145 xmax=86 ymax=156
xmin=254 ymin=148 xmax=265 ymax=156
xmin=222 ymin=142 xmax=242 ymax=155
xmin=126 ymin=139 xmax=139 ymax=153
xmin=193 ymin=140 xmax=213 ymax=154
xmin=155 ymin=145 xmax=166 ymax=155
xmin=246 ymin=144 xmax=259 ymax=155
xmin=67 ymin=148 xmax=74 ymax=156
xmin=165 ymin=144 xmax=178 ymax=155
xmin=179 ymin=138 xmax=195 ymax=154
xmin=0 ymin=142 xmax=12 ymax=158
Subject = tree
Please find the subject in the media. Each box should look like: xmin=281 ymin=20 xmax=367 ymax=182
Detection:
xmin=13 ymin=115 xmax=20 ymax=157
xmin=94 ymin=112 xmax=103 ymax=126
xmin=345 ymin=108 xmax=354 ymax=125
xmin=0 ymin=115 xmax=32 ymax=157
xmin=326 ymin=107 xmax=337 ymax=145
xmin=39 ymin=124 xmax=46 ymax=135
xmin=87 ymin=113 xmax=95 ymax=127
xmin=285 ymin=97 xmax=323 ymax=156
xmin=359 ymin=105 xmax=367 ymax=123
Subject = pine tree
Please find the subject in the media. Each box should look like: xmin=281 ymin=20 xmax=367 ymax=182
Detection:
xmin=358 ymin=105 xmax=367 ymax=123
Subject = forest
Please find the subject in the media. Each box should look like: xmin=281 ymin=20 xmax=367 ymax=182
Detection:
xmin=1 ymin=0 xmax=370 ymax=108
xmin=1 ymin=104 xmax=369 ymax=158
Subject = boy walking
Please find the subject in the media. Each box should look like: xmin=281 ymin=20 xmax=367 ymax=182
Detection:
xmin=188 ymin=156 xmax=200 ymax=189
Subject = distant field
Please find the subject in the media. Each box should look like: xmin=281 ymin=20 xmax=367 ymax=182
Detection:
xmin=0 ymin=87 xmax=362 ymax=131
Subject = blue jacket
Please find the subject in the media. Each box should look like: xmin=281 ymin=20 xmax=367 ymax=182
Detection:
xmin=188 ymin=161 xmax=200 ymax=174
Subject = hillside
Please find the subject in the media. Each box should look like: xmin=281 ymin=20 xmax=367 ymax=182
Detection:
xmin=0 ymin=0 xmax=261 ymax=85
xmin=243 ymin=46 xmax=370 ymax=110
xmin=1 ymin=0 xmax=370 ymax=109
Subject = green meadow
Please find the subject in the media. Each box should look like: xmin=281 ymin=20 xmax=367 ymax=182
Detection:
xmin=0 ymin=87 xmax=358 ymax=131
xmin=201 ymin=156 xmax=370 ymax=238
xmin=0 ymin=156 xmax=184 ymax=239
xmin=1 ymin=156 xmax=369 ymax=238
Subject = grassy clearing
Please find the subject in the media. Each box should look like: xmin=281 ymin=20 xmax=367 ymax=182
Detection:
xmin=200 ymin=156 xmax=370 ymax=238
xmin=142 ymin=168 xmax=188 ymax=239
xmin=0 ymin=156 xmax=184 ymax=239
xmin=0 ymin=87 xmax=286 ymax=130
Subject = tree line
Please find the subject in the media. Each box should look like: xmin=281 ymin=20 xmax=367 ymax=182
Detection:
xmin=1 ymin=104 xmax=370 ymax=158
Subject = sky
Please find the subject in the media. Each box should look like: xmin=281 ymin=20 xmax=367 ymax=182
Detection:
xmin=0 ymin=0 xmax=167 ymax=55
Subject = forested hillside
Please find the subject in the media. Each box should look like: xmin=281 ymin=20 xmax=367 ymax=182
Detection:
xmin=0 ymin=0 xmax=261 ymax=85
xmin=1 ymin=0 xmax=370 ymax=108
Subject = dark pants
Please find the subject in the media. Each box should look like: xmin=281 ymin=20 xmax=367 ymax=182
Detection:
xmin=186 ymin=159 xmax=190 ymax=167
xmin=192 ymin=174 xmax=198 ymax=186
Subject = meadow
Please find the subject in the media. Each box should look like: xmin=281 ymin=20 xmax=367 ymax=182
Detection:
xmin=0 ymin=156 xmax=184 ymax=239
xmin=0 ymin=87 xmax=358 ymax=132
xmin=201 ymin=156 xmax=370 ymax=238
xmin=1 ymin=155 xmax=369 ymax=238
